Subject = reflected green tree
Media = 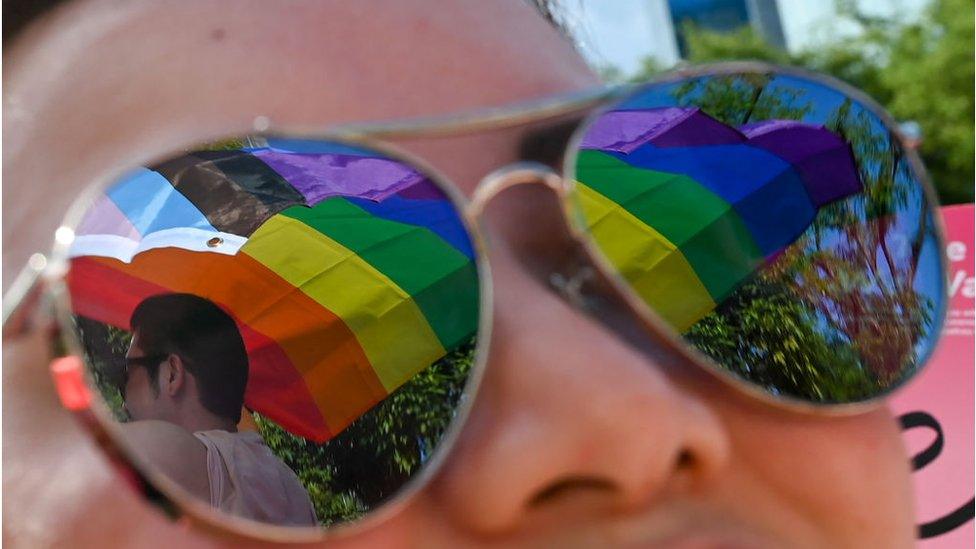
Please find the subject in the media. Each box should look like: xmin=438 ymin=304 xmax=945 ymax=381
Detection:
xmin=812 ymin=99 xmax=935 ymax=382
xmin=73 ymin=316 xmax=130 ymax=420
xmin=671 ymin=74 xmax=812 ymax=125
xmin=685 ymin=274 xmax=875 ymax=402
xmin=255 ymin=340 xmax=475 ymax=525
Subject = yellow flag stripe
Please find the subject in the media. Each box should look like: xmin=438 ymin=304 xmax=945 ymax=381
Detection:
xmin=576 ymin=182 xmax=718 ymax=332
xmin=242 ymin=215 xmax=446 ymax=391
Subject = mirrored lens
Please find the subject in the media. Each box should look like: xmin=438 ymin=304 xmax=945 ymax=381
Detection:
xmin=568 ymin=70 xmax=946 ymax=405
xmin=62 ymin=137 xmax=482 ymax=530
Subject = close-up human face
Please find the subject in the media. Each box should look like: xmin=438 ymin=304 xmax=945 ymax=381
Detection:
xmin=4 ymin=1 xmax=926 ymax=547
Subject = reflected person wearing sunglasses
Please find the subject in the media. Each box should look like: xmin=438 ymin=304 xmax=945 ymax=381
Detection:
xmin=3 ymin=1 xmax=944 ymax=548
xmin=118 ymin=293 xmax=318 ymax=527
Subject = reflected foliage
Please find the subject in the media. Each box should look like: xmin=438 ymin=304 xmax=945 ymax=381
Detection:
xmin=255 ymin=340 xmax=475 ymax=525
xmin=813 ymin=99 xmax=937 ymax=384
xmin=672 ymin=73 xmax=812 ymax=125
xmin=74 ymin=316 xmax=130 ymax=420
xmin=685 ymin=274 xmax=875 ymax=402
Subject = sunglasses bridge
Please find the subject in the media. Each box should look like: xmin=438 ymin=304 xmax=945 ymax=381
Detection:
xmin=467 ymin=162 xmax=567 ymax=220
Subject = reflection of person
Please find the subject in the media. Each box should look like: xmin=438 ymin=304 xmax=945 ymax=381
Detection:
xmin=121 ymin=293 xmax=317 ymax=526
xmin=4 ymin=1 xmax=916 ymax=547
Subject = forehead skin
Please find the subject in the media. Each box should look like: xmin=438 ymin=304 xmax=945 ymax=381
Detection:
xmin=2 ymin=1 xmax=916 ymax=547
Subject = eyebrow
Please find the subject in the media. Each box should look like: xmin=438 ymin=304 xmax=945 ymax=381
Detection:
xmin=517 ymin=116 xmax=587 ymax=168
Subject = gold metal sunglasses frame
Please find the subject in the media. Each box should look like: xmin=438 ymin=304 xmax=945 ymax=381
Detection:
xmin=1 ymin=61 xmax=948 ymax=543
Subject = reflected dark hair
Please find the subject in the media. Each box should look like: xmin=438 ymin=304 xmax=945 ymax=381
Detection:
xmin=3 ymin=0 xmax=67 ymax=44
xmin=130 ymin=293 xmax=248 ymax=423
xmin=528 ymin=0 xmax=565 ymax=30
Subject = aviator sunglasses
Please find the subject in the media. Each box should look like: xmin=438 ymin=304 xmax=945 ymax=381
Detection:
xmin=2 ymin=63 xmax=948 ymax=540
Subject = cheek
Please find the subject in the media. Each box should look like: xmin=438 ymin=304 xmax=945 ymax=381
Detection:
xmin=725 ymin=403 xmax=915 ymax=545
xmin=125 ymin=378 xmax=150 ymax=409
xmin=125 ymin=377 xmax=140 ymax=398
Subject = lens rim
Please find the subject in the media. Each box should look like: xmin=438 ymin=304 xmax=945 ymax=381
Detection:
xmin=559 ymin=61 xmax=949 ymax=414
xmin=46 ymin=133 xmax=495 ymax=543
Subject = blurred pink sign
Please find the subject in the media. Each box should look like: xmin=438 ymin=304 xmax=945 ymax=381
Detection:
xmin=891 ymin=204 xmax=974 ymax=547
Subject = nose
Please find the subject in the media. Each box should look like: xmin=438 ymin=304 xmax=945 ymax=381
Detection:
xmin=430 ymin=182 xmax=732 ymax=534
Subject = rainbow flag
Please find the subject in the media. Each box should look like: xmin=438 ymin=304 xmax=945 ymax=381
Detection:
xmin=575 ymin=107 xmax=863 ymax=332
xmin=68 ymin=139 xmax=479 ymax=442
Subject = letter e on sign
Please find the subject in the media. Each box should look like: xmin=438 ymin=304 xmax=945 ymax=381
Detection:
xmin=947 ymin=241 xmax=967 ymax=262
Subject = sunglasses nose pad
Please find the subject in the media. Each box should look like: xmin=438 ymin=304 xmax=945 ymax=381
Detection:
xmin=468 ymin=161 xmax=566 ymax=219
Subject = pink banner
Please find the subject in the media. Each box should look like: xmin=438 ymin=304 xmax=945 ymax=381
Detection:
xmin=891 ymin=204 xmax=974 ymax=546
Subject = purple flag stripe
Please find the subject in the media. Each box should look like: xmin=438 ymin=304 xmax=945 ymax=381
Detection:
xmin=580 ymin=107 xmax=743 ymax=153
xmin=396 ymin=178 xmax=451 ymax=200
xmin=76 ymin=193 xmax=142 ymax=239
xmin=251 ymin=150 xmax=426 ymax=205
xmin=741 ymin=121 xmax=862 ymax=206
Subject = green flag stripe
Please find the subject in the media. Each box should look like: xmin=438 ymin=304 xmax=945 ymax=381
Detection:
xmin=575 ymin=149 xmax=763 ymax=300
xmin=282 ymin=199 xmax=478 ymax=349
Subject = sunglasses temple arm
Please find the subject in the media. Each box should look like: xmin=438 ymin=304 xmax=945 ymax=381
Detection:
xmin=2 ymin=253 xmax=49 ymax=331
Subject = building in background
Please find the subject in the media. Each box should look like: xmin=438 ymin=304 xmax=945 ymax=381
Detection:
xmin=667 ymin=0 xmax=786 ymax=57
xmin=568 ymin=0 xmax=927 ymax=79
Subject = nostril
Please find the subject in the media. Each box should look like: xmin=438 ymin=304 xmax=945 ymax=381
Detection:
xmin=529 ymin=476 xmax=616 ymax=508
xmin=676 ymin=450 xmax=695 ymax=470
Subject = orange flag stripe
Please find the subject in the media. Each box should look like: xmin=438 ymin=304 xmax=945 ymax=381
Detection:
xmin=86 ymin=250 xmax=389 ymax=432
